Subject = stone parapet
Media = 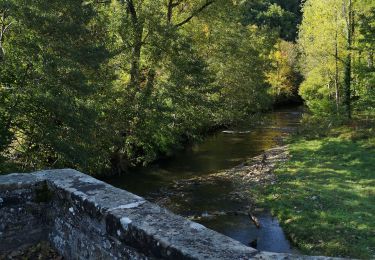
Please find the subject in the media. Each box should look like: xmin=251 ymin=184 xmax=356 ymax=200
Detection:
xmin=0 ymin=169 xmax=344 ymax=259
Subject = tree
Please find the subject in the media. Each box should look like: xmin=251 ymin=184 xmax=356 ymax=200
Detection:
xmin=298 ymin=0 xmax=375 ymax=119
xmin=0 ymin=0 xmax=291 ymax=175
xmin=0 ymin=0 xmax=111 ymax=172
xmin=343 ymin=0 xmax=354 ymax=119
xmin=241 ymin=0 xmax=302 ymax=41
xmin=298 ymin=0 xmax=351 ymax=116
xmin=101 ymin=0 xmax=275 ymax=169
xmin=185 ymin=0 xmax=276 ymax=122
xmin=267 ymin=40 xmax=302 ymax=104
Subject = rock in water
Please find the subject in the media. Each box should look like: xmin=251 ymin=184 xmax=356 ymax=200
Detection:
xmin=249 ymin=238 xmax=258 ymax=248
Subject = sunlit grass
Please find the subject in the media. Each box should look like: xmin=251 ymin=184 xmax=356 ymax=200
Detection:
xmin=258 ymin=133 xmax=375 ymax=258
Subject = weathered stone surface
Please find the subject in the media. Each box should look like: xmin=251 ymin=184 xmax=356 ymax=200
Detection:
xmin=0 ymin=179 xmax=50 ymax=254
xmin=0 ymin=173 xmax=38 ymax=191
xmin=0 ymin=169 xmax=346 ymax=259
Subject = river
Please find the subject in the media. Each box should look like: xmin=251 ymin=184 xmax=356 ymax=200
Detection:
xmin=105 ymin=106 xmax=303 ymax=253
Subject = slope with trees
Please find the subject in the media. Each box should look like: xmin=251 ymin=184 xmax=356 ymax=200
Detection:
xmin=0 ymin=0 xmax=301 ymax=174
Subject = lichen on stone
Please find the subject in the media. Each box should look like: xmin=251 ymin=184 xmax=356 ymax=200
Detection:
xmin=110 ymin=201 xmax=145 ymax=211
xmin=120 ymin=217 xmax=132 ymax=230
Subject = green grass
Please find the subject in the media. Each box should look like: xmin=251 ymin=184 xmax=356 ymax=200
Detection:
xmin=258 ymin=133 xmax=375 ymax=258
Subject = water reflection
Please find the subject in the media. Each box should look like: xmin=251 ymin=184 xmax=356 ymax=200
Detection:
xmin=106 ymin=107 xmax=303 ymax=253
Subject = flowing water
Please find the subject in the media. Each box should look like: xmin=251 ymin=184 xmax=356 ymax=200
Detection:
xmin=106 ymin=106 xmax=303 ymax=253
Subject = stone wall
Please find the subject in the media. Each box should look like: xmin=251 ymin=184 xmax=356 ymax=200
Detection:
xmin=0 ymin=176 xmax=50 ymax=253
xmin=0 ymin=169 xmax=341 ymax=259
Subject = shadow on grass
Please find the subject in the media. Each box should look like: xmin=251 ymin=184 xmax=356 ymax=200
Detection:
xmin=261 ymin=137 xmax=375 ymax=259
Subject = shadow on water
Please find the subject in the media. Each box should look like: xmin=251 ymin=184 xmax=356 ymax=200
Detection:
xmin=105 ymin=106 xmax=303 ymax=253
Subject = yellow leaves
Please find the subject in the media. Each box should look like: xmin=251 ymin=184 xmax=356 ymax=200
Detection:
xmin=267 ymin=40 xmax=298 ymax=98
xmin=248 ymin=24 xmax=259 ymax=32
xmin=273 ymin=50 xmax=283 ymax=61
xmin=202 ymin=24 xmax=210 ymax=37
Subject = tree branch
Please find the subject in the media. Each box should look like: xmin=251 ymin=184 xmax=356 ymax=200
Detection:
xmin=167 ymin=0 xmax=173 ymax=24
xmin=125 ymin=0 xmax=138 ymax=25
xmin=175 ymin=0 xmax=215 ymax=27
xmin=3 ymin=22 xmax=12 ymax=33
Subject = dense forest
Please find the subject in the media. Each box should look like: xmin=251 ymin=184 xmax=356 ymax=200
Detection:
xmin=0 ymin=0 xmax=302 ymax=174
xmin=0 ymin=0 xmax=374 ymax=175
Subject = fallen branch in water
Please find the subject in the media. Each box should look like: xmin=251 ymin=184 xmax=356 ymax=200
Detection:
xmin=248 ymin=212 xmax=261 ymax=228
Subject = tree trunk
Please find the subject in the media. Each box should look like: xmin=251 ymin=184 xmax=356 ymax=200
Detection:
xmin=344 ymin=0 xmax=354 ymax=119
xmin=0 ymin=8 xmax=10 ymax=61
xmin=129 ymin=26 xmax=143 ymax=90
xmin=344 ymin=55 xmax=352 ymax=118
xmin=126 ymin=0 xmax=144 ymax=92
xmin=334 ymin=10 xmax=340 ymax=113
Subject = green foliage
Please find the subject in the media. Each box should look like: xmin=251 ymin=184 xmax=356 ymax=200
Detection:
xmin=1 ymin=0 xmax=286 ymax=174
xmin=267 ymin=40 xmax=302 ymax=104
xmin=355 ymin=6 xmax=375 ymax=114
xmin=241 ymin=0 xmax=302 ymax=41
xmin=0 ymin=0 xmax=112 ymax=173
xmin=98 ymin=0 xmax=290 ymax=170
xmin=298 ymin=0 xmax=375 ymax=118
xmin=190 ymin=2 xmax=275 ymax=122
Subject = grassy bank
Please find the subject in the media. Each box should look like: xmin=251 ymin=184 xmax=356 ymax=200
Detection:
xmin=257 ymin=123 xmax=375 ymax=258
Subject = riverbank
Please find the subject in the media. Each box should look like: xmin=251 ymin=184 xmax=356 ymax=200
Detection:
xmin=148 ymin=144 xmax=297 ymax=252
xmin=153 ymin=145 xmax=290 ymax=217
xmin=101 ymin=108 xmax=303 ymax=252
xmin=256 ymin=122 xmax=375 ymax=259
